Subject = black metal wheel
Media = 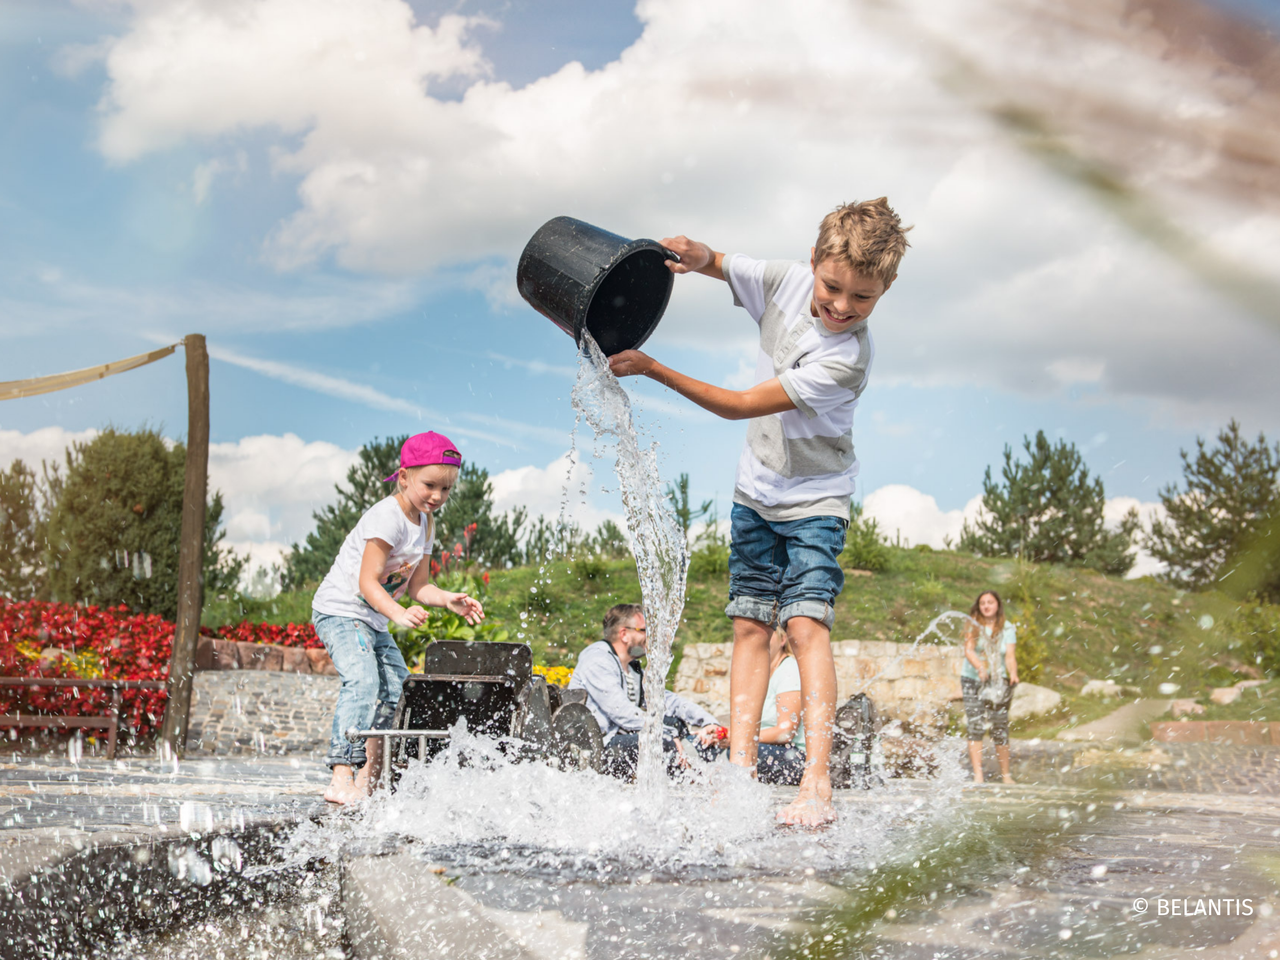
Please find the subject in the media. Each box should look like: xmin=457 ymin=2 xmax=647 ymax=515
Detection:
xmin=549 ymin=702 xmax=604 ymax=773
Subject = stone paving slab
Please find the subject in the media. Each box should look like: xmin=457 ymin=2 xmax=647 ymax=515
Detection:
xmin=0 ymin=755 xmax=329 ymax=889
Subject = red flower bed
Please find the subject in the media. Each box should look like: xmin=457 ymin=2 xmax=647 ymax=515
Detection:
xmin=0 ymin=598 xmax=173 ymax=737
xmin=211 ymin=620 xmax=321 ymax=648
xmin=0 ymin=598 xmax=321 ymax=740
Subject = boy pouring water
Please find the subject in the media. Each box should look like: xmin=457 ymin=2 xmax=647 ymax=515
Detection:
xmin=311 ymin=432 xmax=485 ymax=804
xmin=609 ymin=199 xmax=910 ymax=825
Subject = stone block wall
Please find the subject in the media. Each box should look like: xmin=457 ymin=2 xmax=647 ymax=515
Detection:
xmin=186 ymin=670 xmax=340 ymax=756
xmin=186 ymin=638 xmax=339 ymax=756
xmin=673 ymin=639 xmax=964 ymax=733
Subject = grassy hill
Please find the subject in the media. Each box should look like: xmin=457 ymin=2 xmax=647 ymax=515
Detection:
xmin=204 ymin=544 xmax=1278 ymax=734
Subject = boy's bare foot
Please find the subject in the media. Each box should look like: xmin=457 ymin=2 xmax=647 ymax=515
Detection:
xmin=323 ymin=765 xmax=367 ymax=805
xmin=777 ymin=776 xmax=837 ymax=827
xmin=1001 ymin=775 xmax=1016 ymax=785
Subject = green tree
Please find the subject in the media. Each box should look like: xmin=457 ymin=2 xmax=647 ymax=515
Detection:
xmin=1145 ymin=420 xmax=1280 ymax=590
xmin=42 ymin=428 xmax=243 ymax=619
xmin=0 ymin=459 xmax=43 ymax=599
xmin=435 ymin=463 xmax=526 ymax=569
xmin=586 ymin=519 xmax=630 ymax=559
xmin=839 ymin=502 xmax=890 ymax=573
xmin=282 ymin=436 xmax=405 ymax=589
xmin=665 ymin=473 xmax=712 ymax=548
xmin=958 ymin=430 xmax=1137 ymax=575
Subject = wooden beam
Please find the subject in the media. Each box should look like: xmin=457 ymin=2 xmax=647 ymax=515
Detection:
xmin=159 ymin=334 xmax=209 ymax=758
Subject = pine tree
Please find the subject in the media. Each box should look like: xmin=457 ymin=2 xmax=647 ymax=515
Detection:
xmin=42 ymin=428 xmax=243 ymax=619
xmin=0 ymin=460 xmax=43 ymax=599
xmin=959 ymin=430 xmax=1137 ymax=574
xmin=1145 ymin=421 xmax=1280 ymax=590
xmin=434 ymin=463 xmax=525 ymax=569
xmin=665 ymin=473 xmax=712 ymax=549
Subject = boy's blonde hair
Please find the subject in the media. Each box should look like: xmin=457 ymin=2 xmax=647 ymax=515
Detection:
xmin=813 ymin=198 xmax=911 ymax=285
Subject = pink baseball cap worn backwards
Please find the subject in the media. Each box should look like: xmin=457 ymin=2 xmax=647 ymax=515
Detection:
xmin=383 ymin=431 xmax=462 ymax=482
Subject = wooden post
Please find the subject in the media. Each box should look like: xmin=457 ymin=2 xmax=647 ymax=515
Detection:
xmin=159 ymin=334 xmax=209 ymax=759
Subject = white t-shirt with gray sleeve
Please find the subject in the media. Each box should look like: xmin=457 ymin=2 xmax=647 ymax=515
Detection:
xmin=723 ymin=253 xmax=874 ymax=521
xmin=312 ymin=496 xmax=436 ymax=632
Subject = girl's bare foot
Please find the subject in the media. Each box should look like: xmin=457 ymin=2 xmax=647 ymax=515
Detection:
xmin=777 ymin=776 xmax=837 ymax=827
xmin=1002 ymin=774 xmax=1016 ymax=784
xmin=323 ymin=765 xmax=367 ymax=805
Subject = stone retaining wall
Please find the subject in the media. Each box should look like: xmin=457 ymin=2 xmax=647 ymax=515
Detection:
xmin=186 ymin=669 xmax=339 ymax=756
xmin=673 ymin=639 xmax=965 ymax=733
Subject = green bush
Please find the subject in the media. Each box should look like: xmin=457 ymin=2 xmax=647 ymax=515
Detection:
xmin=839 ymin=503 xmax=890 ymax=573
xmin=1225 ymin=597 xmax=1280 ymax=676
xmin=689 ymin=542 xmax=730 ymax=579
xmin=392 ymin=571 xmax=510 ymax=670
xmin=1010 ymin=566 xmax=1049 ymax=685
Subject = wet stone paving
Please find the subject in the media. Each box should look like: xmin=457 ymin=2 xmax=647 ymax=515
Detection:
xmin=0 ymin=744 xmax=1278 ymax=959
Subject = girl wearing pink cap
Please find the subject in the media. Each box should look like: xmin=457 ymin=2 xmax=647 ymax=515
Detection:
xmin=312 ymin=432 xmax=485 ymax=804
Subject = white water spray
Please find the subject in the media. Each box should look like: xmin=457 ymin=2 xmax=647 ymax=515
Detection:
xmin=570 ymin=333 xmax=688 ymax=795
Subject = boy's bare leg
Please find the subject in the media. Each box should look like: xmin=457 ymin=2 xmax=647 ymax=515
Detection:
xmin=968 ymin=742 xmax=985 ymax=784
xmin=728 ymin=617 xmax=773 ymax=772
xmin=779 ymin=616 xmax=837 ymax=826
xmin=354 ymin=736 xmax=383 ymax=795
xmin=996 ymin=744 xmax=1014 ymax=784
xmin=324 ymin=763 xmax=367 ymax=804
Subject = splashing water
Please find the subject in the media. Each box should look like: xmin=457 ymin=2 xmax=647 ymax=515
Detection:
xmin=570 ymin=333 xmax=688 ymax=795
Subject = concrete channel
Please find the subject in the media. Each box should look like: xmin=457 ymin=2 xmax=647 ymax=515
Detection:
xmin=3 ymin=745 xmax=1280 ymax=959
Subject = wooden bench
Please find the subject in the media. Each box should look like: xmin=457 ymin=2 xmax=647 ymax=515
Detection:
xmin=0 ymin=678 xmax=167 ymax=759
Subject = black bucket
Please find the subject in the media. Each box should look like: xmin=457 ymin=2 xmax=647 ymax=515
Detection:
xmin=516 ymin=216 xmax=677 ymax=356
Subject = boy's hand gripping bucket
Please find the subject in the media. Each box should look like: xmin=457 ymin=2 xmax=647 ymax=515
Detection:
xmin=516 ymin=216 xmax=678 ymax=356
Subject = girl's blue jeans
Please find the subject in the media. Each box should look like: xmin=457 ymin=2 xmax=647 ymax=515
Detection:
xmin=313 ymin=612 xmax=409 ymax=769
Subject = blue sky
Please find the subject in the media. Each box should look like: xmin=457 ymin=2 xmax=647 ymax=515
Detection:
xmin=2 ymin=0 xmax=1279 ymax=576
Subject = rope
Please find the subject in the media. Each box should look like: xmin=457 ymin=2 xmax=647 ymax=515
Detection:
xmin=0 ymin=342 xmax=181 ymax=401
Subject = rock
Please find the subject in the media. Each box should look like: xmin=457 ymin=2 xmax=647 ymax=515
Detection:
xmin=1169 ymin=698 xmax=1205 ymax=718
xmin=1210 ymin=686 xmax=1242 ymax=705
xmin=1081 ymin=679 xmax=1141 ymax=698
xmin=1008 ymin=682 xmax=1062 ymax=721
xmin=306 ymin=647 xmax=338 ymax=676
xmin=1235 ymin=679 xmax=1267 ymax=690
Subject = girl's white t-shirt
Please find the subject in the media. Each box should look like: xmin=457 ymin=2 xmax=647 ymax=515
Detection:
xmin=312 ymin=496 xmax=435 ymax=632
xmin=760 ymin=655 xmax=805 ymax=747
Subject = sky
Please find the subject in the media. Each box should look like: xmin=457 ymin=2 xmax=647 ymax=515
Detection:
xmin=2 ymin=0 xmax=1279 ymax=582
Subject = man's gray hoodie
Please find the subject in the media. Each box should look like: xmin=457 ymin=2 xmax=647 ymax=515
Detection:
xmin=567 ymin=640 xmax=717 ymax=744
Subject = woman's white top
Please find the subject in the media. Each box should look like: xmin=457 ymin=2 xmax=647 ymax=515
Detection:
xmin=312 ymin=496 xmax=435 ymax=632
xmin=760 ymin=655 xmax=805 ymax=747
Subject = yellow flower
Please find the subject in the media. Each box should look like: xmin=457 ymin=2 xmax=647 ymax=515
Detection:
xmin=533 ymin=664 xmax=574 ymax=687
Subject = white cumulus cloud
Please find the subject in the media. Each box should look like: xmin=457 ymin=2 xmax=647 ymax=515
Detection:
xmin=75 ymin=0 xmax=1280 ymax=426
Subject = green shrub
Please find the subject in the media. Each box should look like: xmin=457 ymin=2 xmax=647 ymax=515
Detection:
xmin=689 ymin=542 xmax=730 ymax=579
xmin=840 ymin=503 xmax=890 ymax=573
xmin=392 ymin=570 xmax=509 ymax=670
xmin=1225 ymin=597 xmax=1280 ymax=676
xmin=1010 ymin=566 xmax=1049 ymax=685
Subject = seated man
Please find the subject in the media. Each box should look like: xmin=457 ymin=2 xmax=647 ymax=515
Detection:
xmin=568 ymin=603 xmax=721 ymax=778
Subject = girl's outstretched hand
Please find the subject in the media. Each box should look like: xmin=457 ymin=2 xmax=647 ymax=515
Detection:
xmin=445 ymin=592 xmax=485 ymax=625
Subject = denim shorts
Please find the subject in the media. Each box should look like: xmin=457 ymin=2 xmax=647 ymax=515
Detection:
xmin=725 ymin=503 xmax=848 ymax=630
xmin=313 ymin=612 xmax=409 ymax=769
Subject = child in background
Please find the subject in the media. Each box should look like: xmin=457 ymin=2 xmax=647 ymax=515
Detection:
xmin=608 ymin=199 xmax=910 ymax=825
xmin=311 ymin=432 xmax=484 ymax=804
xmin=961 ymin=590 xmax=1019 ymax=784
